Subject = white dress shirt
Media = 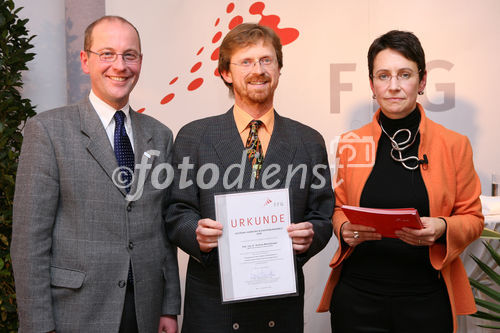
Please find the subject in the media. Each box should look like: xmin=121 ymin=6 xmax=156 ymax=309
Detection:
xmin=89 ymin=90 xmax=135 ymax=152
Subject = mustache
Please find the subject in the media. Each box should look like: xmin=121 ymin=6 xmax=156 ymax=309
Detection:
xmin=246 ymin=74 xmax=270 ymax=82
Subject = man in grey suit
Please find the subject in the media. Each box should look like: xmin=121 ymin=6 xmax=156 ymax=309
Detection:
xmin=11 ymin=16 xmax=180 ymax=333
xmin=166 ymin=23 xmax=334 ymax=332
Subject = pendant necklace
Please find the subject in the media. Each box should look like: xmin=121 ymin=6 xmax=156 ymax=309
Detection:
xmin=379 ymin=122 xmax=421 ymax=170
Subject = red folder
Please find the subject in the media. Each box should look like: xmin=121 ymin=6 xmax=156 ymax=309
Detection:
xmin=341 ymin=205 xmax=423 ymax=238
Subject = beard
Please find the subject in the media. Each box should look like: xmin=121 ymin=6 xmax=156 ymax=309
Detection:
xmin=247 ymin=88 xmax=271 ymax=103
xmin=235 ymin=74 xmax=276 ymax=104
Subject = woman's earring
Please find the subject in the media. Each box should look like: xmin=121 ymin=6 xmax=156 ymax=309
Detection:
xmin=372 ymin=94 xmax=376 ymax=99
xmin=418 ymin=91 xmax=424 ymax=95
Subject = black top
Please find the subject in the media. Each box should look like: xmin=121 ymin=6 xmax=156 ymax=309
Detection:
xmin=341 ymin=107 xmax=442 ymax=296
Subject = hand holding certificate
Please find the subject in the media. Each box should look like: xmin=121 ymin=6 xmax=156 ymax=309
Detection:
xmin=215 ymin=188 xmax=298 ymax=303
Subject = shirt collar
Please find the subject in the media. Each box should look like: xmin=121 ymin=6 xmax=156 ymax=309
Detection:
xmin=233 ymin=104 xmax=274 ymax=135
xmin=89 ymin=90 xmax=131 ymax=129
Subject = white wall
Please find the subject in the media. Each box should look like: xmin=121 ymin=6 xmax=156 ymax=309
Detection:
xmin=17 ymin=0 xmax=68 ymax=112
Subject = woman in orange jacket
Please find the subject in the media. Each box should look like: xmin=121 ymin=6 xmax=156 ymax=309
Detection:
xmin=318 ymin=30 xmax=483 ymax=333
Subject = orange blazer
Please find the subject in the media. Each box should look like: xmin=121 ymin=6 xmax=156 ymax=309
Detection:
xmin=318 ymin=104 xmax=484 ymax=333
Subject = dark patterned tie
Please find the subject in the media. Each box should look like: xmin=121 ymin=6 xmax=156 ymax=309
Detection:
xmin=113 ymin=111 xmax=135 ymax=193
xmin=245 ymin=120 xmax=264 ymax=179
xmin=113 ymin=110 xmax=135 ymax=286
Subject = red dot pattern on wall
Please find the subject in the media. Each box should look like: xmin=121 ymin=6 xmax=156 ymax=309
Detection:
xmin=159 ymin=1 xmax=300 ymax=107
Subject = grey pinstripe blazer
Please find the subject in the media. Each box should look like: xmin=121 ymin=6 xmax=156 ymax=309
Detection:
xmin=11 ymin=98 xmax=181 ymax=333
xmin=166 ymin=108 xmax=334 ymax=333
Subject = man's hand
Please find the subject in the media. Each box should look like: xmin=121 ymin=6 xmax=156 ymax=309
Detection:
xmin=287 ymin=222 xmax=314 ymax=254
xmin=196 ymin=218 xmax=223 ymax=252
xmin=158 ymin=314 xmax=177 ymax=333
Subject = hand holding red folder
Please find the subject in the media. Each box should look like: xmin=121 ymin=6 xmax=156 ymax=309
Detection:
xmin=341 ymin=205 xmax=423 ymax=239
xmin=394 ymin=216 xmax=447 ymax=246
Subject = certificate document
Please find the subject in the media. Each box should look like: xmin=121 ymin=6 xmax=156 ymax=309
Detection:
xmin=215 ymin=188 xmax=297 ymax=303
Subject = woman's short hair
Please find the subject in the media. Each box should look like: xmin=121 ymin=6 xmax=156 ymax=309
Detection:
xmin=368 ymin=30 xmax=426 ymax=81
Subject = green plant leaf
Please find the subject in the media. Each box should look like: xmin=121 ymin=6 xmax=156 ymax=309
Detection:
xmin=470 ymin=253 xmax=500 ymax=285
xmin=481 ymin=228 xmax=500 ymax=239
xmin=0 ymin=235 xmax=7 ymax=247
xmin=0 ymin=302 xmax=15 ymax=312
xmin=471 ymin=310 xmax=500 ymax=321
xmin=469 ymin=278 xmax=500 ymax=302
xmin=482 ymin=240 xmax=500 ymax=267
xmin=478 ymin=324 xmax=500 ymax=329
xmin=476 ymin=297 xmax=500 ymax=313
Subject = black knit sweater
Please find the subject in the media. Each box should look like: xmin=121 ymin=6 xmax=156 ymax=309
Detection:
xmin=341 ymin=107 xmax=442 ymax=295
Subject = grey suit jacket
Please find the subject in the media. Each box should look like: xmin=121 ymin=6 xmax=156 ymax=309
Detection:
xmin=166 ymin=108 xmax=334 ymax=333
xmin=11 ymin=98 xmax=181 ymax=333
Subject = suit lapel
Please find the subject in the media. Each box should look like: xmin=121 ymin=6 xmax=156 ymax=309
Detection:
xmin=80 ymin=100 xmax=151 ymax=197
xmin=80 ymin=99 xmax=126 ymax=195
xmin=259 ymin=112 xmax=297 ymax=188
xmin=213 ymin=109 xmax=245 ymax=165
xmin=128 ymin=109 xmax=155 ymax=197
xmin=213 ymin=109 xmax=255 ymax=188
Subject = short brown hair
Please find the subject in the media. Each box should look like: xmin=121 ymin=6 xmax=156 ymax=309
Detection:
xmin=368 ymin=30 xmax=425 ymax=82
xmin=84 ymin=15 xmax=141 ymax=52
xmin=218 ymin=23 xmax=283 ymax=90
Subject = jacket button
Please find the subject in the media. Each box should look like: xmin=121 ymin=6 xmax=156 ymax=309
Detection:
xmin=127 ymin=204 xmax=132 ymax=212
xmin=268 ymin=320 xmax=275 ymax=328
xmin=128 ymin=241 xmax=134 ymax=249
xmin=118 ymin=280 xmax=126 ymax=288
xmin=232 ymin=323 xmax=239 ymax=330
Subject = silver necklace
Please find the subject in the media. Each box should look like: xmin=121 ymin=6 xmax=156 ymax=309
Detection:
xmin=379 ymin=122 xmax=421 ymax=170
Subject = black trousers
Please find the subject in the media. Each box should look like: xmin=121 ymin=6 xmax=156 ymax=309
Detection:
xmin=119 ymin=283 xmax=138 ymax=333
xmin=330 ymin=279 xmax=453 ymax=333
